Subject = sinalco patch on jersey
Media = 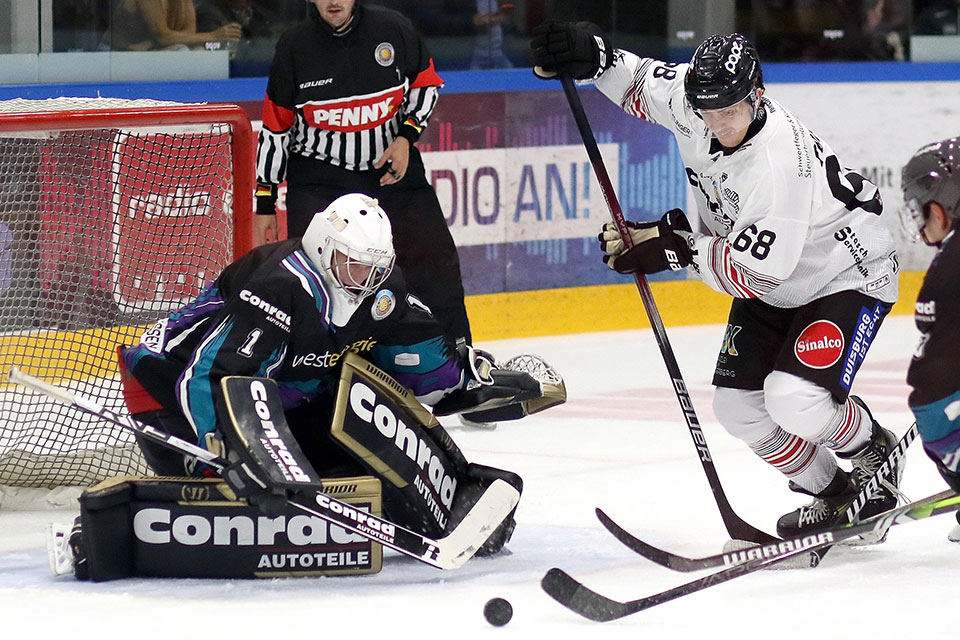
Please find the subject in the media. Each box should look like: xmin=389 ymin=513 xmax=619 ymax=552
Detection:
xmin=375 ymin=42 xmax=395 ymax=67
xmin=794 ymin=320 xmax=844 ymax=369
xmin=372 ymin=289 xmax=396 ymax=320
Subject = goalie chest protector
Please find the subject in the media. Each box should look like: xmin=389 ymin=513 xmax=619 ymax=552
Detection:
xmin=78 ymin=475 xmax=382 ymax=581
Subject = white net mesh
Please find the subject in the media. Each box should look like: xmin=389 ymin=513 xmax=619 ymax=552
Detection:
xmin=0 ymin=98 xmax=248 ymax=490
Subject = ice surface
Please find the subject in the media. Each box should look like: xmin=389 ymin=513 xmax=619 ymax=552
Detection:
xmin=1 ymin=316 xmax=953 ymax=639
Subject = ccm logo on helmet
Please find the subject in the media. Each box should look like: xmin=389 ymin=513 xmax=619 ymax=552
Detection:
xmin=794 ymin=320 xmax=845 ymax=369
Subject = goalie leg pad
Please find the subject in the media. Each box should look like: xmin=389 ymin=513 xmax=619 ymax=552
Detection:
xmin=72 ymin=476 xmax=383 ymax=581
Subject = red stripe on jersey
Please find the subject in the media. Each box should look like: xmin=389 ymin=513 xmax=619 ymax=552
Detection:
xmin=262 ymin=94 xmax=295 ymax=133
xmin=411 ymin=58 xmax=444 ymax=89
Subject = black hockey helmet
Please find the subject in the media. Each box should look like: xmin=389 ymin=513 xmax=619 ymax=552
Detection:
xmin=684 ymin=34 xmax=764 ymax=112
xmin=901 ymin=136 xmax=960 ymax=241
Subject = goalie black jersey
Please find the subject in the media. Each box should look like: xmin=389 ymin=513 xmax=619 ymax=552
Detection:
xmin=907 ymin=231 xmax=960 ymax=474
xmin=121 ymin=239 xmax=464 ymax=444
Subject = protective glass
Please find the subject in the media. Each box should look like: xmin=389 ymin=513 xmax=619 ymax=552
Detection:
xmin=899 ymin=197 xmax=926 ymax=244
xmin=326 ymin=240 xmax=395 ymax=302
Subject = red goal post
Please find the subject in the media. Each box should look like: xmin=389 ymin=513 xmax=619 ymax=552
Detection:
xmin=0 ymin=98 xmax=254 ymax=495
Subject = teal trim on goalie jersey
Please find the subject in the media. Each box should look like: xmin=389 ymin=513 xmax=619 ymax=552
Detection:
xmin=371 ymin=336 xmax=451 ymax=374
xmin=912 ymin=389 xmax=960 ymax=443
xmin=180 ymin=317 xmax=234 ymax=442
xmin=280 ymin=251 xmax=331 ymax=327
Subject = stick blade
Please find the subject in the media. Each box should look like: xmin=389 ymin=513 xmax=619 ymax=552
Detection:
xmin=541 ymin=567 xmax=633 ymax=622
xmin=437 ymin=478 xmax=520 ymax=569
xmin=595 ymin=508 xmax=701 ymax=572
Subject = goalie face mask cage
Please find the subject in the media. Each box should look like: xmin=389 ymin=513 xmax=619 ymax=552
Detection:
xmin=302 ymin=193 xmax=395 ymax=303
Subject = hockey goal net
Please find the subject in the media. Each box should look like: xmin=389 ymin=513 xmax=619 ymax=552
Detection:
xmin=0 ymin=98 xmax=253 ymax=494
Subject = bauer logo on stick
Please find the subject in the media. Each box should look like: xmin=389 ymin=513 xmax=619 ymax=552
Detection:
xmin=794 ymin=320 xmax=844 ymax=369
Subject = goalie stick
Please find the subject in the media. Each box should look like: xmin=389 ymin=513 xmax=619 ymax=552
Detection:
xmin=7 ymin=367 xmax=519 ymax=571
xmin=597 ymin=422 xmax=919 ymax=572
xmin=559 ymin=76 xmax=775 ymax=544
xmin=542 ymin=488 xmax=960 ymax=622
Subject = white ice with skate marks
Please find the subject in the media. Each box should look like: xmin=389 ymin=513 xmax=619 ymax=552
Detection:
xmin=0 ymin=315 xmax=953 ymax=639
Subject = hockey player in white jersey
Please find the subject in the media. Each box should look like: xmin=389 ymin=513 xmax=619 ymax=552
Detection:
xmin=532 ymin=24 xmax=903 ymax=537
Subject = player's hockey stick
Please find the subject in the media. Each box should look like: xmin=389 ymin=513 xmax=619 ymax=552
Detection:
xmin=542 ymin=488 xmax=960 ymax=622
xmin=596 ymin=422 xmax=919 ymax=571
xmin=558 ymin=75 xmax=775 ymax=544
xmin=7 ymin=367 xmax=518 ymax=571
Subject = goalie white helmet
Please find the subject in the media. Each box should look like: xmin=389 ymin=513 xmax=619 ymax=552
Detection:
xmin=302 ymin=193 xmax=396 ymax=304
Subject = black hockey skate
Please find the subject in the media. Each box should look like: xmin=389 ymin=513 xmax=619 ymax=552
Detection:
xmin=838 ymin=396 xmax=905 ymax=535
xmin=776 ymin=467 xmax=858 ymax=539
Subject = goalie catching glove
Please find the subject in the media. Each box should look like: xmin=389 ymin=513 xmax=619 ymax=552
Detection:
xmin=431 ymin=346 xmax=567 ymax=422
xmin=599 ymin=209 xmax=694 ymax=275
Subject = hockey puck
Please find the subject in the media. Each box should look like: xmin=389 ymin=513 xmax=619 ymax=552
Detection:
xmin=483 ymin=597 xmax=513 ymax=626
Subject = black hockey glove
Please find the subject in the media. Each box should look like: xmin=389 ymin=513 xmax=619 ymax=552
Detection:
xmin=599 ymin=209 xmax=694 ymax=275
xmin=255 ymin=182 xmax=278 ymax=217
xmin=531 ymin=21 xmax=613 ymax=81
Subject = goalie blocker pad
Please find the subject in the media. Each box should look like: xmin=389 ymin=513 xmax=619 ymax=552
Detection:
xmin=328 ymin=352 xmax=522 ymax=556
xmin=330 ymin=352 xmax=471 ymax=538
xmin=216 ymin=376 xmax=326 ymax=503
xmin=75 ymin=475 xmax=383 ymax=581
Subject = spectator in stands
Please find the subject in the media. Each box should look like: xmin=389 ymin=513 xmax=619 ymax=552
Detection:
xmin=914 ymin=0 xmax=960 ymax=34
xmin=194 ymin=0 xmax=285 ymax=74
xmin=859 ymin=0 xmax=907 ymax=60
xmin=103 ymin=0 xmax=242 ymax=51
xmin=471 ymin=0 xmax=514 ymax=69
xmin=194 ymin=0 xmax=278 ymax=40
xmin=397 ymin=0 xmax=516 ymax=69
